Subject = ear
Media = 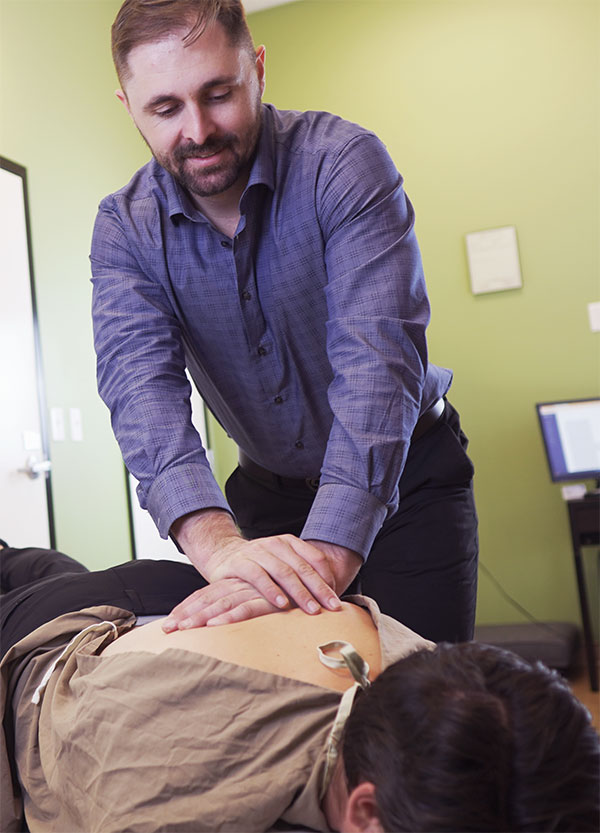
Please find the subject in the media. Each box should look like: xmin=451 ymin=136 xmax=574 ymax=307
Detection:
xmin=115 ymin=88 xmax=132 ymax=117
xmin=341 ymin=782 xmax=383 ymax=833
xmin=255 ymin=44 xmax=266 ymax=95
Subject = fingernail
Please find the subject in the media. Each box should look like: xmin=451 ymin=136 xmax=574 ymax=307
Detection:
xmin=162 ymin=618 xmax=176 ymax=632
xmin=329 ymin=597 xmax=342 ymax=610
xmin=307 ymin=601 xmax=320 ymax=614
xmin=276 ymin=595 xmax=287 ymax=608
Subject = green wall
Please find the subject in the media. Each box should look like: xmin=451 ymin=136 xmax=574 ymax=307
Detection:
xmin=1 ymin=0 xmax=598 ymax=632
xmin=249 ymin=0 xmax=600 ymax=631
xmin=1 ymin=0 xmax=138 ymax=568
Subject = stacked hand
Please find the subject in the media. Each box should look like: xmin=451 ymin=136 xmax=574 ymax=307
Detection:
xmin=162 ymin=510 xmax=362 ymax=631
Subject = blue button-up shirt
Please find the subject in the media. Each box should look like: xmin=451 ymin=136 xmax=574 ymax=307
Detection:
xmin=91 ymin=104 xmax=451 ymax=559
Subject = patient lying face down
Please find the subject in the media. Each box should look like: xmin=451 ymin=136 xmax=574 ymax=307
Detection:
xmin=1 ymin=544 xmax=599 ymax=832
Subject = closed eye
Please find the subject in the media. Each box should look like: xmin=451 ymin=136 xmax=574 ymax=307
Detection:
xmin=144 ymin=96 xmax=182 ymax=119
xmin=205 ymin=89 xmax=232 ymax=104
xmin=155 ymin=104 xmax=180 ymax=118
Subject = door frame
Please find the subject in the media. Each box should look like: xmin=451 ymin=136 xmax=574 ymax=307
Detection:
xmin=1 ymin=155 xmax=56 ymax=547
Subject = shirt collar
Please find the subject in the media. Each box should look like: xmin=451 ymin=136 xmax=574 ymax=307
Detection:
xmin=153 ymin=103 xmax=276 ymax=224
xmin=244 ymin=103 xmax=276 ymax=193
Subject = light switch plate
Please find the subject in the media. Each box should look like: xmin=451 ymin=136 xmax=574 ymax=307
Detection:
xmin=50 ymin=407 xmax=65 ymax=442
xmin=587 ymin=301 xmax=600 ymax=332
xmin=69 ymin=407 xmax=83 ymax=442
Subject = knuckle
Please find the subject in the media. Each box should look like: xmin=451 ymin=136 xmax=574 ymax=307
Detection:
xmin=244 ymin=540 xmax=263 ymax=556
xmin=184 ymin=601 xmax=206 ymax=617
xmin=310 ymin=550 xmax=329 ymax=568
xmin=296 ymin=559 xmax=317 ymax=578
xmin=276 ymin=562 xmax=297 ymax=580
xmin=235 ymin=602 xmax=254 ymax=620
xmin=217 ymin=596 xmax=234 ymax=613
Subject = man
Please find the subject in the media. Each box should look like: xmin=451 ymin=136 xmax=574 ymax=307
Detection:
xmin=91 ymin=0 xmax=478 ymax=640
xmin=2 ymin=542 xmax=598 ymax=833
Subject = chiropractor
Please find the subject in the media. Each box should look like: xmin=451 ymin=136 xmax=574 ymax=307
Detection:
xmin=91 ymin=0 xmax=478 ymax=639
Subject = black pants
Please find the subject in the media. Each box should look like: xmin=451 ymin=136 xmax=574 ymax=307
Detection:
xmin=226 ymin=400 xmax=479 ymax=643
xmin=0 ymin=548 xmax=207 ymax=658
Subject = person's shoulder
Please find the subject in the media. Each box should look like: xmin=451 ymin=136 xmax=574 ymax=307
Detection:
xmin=345 ymin=595 xmax=435 ymax=667
xmin=98 ymin=158 xmax=168 ymax=213
xmin=265 ymin=103 xmax=377 ymax=158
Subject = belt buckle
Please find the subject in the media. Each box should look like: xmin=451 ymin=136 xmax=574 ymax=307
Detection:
xmin=305 ymin=477 xmax=320 ymax=492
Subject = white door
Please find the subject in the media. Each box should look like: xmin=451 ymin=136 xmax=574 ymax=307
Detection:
xmin=0 ymin=158 xmax=54 ymax=549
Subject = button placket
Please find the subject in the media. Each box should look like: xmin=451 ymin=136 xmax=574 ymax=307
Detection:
xmin=232 ymin=221 xmax=284 ymax=405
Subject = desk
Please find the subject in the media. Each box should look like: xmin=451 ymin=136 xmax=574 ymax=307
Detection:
xmin=567 ymin=496 xmax=599 ymax=691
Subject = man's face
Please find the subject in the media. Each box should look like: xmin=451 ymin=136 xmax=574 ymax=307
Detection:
xmin=117 ymin=22 xmax=265 ymax=202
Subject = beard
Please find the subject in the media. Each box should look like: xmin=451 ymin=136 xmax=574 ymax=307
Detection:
xmin=152 ymin=101 xmax=262 ymax=199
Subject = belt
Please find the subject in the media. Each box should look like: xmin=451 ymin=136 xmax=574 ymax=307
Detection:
xmin=238 ymin=397 xmax=446 ymax=493
xmin=412 ymin=396 xmax=445 ymax=441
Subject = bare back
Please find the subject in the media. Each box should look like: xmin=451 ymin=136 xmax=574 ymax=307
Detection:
xmin=102 ymin=602 xmax=382 ymax=692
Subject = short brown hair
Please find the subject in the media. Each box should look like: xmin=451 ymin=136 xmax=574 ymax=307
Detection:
xmin=343 ymin=643 xmax=600 ymax=831
xmin=112 ymin=0 xmax=254 ymax=86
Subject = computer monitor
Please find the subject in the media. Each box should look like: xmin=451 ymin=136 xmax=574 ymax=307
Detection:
xmin=536 ymin=398 xmax=600 ymax=485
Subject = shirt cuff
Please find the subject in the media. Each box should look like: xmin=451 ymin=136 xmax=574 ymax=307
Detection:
xmin=145 ymin=463 xmax=232 ymax=539
xmin=300 ymin=483 xmax=388 ymax=560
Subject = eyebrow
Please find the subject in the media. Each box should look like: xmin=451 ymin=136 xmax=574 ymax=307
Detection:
xmin=142 ymin=75 xmax=239 ymax=113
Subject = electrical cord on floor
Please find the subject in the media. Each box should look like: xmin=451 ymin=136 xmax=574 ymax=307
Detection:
xmin=478 ymin=559 xmax=576 ymax=641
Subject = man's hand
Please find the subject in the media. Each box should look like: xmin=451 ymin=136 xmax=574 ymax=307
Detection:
xmin=163 ymin=577 xmax=281 ymax=630
xmin=305 ymin=538 xmax=362 ymax=596
xmin=163 ymin=510 xmax=362 ymax=631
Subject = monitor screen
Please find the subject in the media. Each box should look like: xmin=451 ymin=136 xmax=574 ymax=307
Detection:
xmin=536 ymin=398 xmax=600 ymax=483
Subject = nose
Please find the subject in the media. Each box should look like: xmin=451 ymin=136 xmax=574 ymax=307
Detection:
xmin=181 ymin=104 xmax=215 ymax=145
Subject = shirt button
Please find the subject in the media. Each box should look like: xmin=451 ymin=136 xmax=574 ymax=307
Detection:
xmin=257 ymin=346 xmax=267 ymax=356
xmin=295 ymin=441 xmax=304 ymax=450
xmin=220 ymin=240 xmax=231 ymax=248
xmin=274 ymin=395 xmax=283 ymax=405
xmin=241 ymin=290 xmax=251 ymax=301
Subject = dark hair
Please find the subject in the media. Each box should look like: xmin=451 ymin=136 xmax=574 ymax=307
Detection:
xmin=343 ymin=642 xmax=600 ymax=832
xmin=111 ymin=0 xmax=254 ymax=86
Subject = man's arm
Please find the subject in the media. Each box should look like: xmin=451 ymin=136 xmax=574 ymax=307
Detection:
xmin=299 ymin=132 xmax=444 ymax=556
xmin=91 ymin=201 xmax=231 ymax=533
xmin=92 ymin=203 xmax=355 ymax=625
